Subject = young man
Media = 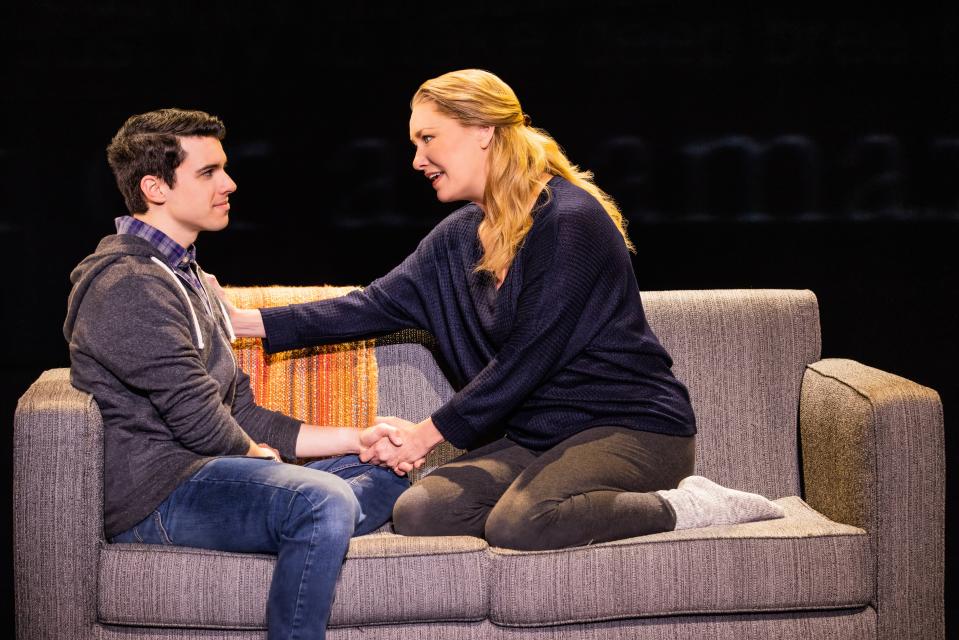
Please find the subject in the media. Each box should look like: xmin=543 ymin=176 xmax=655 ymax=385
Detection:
xmin=63 ymin=108 xmax=408 ymax=640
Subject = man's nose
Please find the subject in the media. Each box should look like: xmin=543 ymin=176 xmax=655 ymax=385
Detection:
xmin=222 ymin=172 xmax=237 ymax=193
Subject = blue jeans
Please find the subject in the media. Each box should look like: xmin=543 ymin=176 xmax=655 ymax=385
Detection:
xmin=111 ymin=455 xmax=408 ymax=639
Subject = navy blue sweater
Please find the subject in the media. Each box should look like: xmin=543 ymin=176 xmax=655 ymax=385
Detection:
xmin=262 ymin=176 xmax=695 ymax=450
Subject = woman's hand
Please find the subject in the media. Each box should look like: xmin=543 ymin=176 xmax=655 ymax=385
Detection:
xmin=359 ymin=423 xmax=405 ymax=453
xmin=204 ymin=273 xmax=235 ymax=312
xmin=204 ymin=273 xmax=266 ymax=338
xmin=359 ymin=423 xmax=410 ymax=472
xmin=359 ymin=416 xmax=443 ymax=476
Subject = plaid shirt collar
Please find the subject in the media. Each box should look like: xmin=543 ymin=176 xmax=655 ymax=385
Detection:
xmin=114 ymin=216 xmax=206 ymax=299
xmin=114 ymin=216 xmax=197 ymax=271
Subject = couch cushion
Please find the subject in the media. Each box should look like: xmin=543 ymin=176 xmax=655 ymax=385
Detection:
xmin=98 ymin=533 xmax=490 ymax=628
xmin=488 ymin=497 xmax=871 ymax=627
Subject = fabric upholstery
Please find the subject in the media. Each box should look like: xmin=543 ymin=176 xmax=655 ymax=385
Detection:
xmin=14 ymin=368 xmax=103 ymax=639
xmin=374 ymin=340 xmax=463 ymax=480
xmin=800 ymin=358 xmax=945 ymax=640
xmin=13 ymin=289 xmax=943 ymax=640
xmin=98 ymin=535 xmax=490 ymax=628
xmin=491 ymin=608 xmax=876 ymax=640
xmin=94 ymin=622 xmax=491 ymax=640
xmin=226 ymin=286 xmax=378 ymax=429
xmin=489 ymin=497 xmax=869 ymax=626
xmin=92 ymin=609 xmax=875 ymax=640
xmin=642 ymin=290 xmax=821 ymax=498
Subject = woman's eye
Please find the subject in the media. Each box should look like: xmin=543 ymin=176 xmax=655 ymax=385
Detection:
xmin=423 ymin=135 xmax=433 ymax=143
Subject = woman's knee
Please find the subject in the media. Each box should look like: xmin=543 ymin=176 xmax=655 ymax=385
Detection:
xmin=484 ymin=499 xmax=557 ymax=551
xmin=392 ymin=477 xmax=487 ymax=536
xmin=391 ymin=483 xmax=440 ymax=535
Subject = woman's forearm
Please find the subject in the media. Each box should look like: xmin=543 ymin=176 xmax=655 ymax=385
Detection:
xmin=232 ymin=307 xmax=266 ymax=338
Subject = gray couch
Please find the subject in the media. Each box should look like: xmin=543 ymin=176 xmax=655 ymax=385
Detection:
xmin=14 ymin=289 xmax=944 ymax=639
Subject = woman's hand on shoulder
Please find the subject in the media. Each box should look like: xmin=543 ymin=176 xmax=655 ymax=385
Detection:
xmin=204 ymin=273 xmax=266 ymax=338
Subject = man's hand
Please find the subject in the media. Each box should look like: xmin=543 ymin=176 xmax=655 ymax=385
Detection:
xmin=359 ymin=416 xmax=442 ymax=476
xmin=359 ymin=422 xmax=412 ymax=473
xmin=247 ymin=441 xmax=281 ymax=461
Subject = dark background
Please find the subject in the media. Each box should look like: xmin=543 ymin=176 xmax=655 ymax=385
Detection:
xmin=1 ymin=1 xmax=955 ymax=634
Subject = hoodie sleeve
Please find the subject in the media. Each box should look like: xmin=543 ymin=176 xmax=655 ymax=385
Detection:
xmin=230 ymin=367 xmax=302 ymax=459
xmin=75 ymin=267 xmax=252 ymax=456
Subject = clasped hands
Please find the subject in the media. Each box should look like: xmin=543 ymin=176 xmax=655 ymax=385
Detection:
xmin=359 ymin=416 xmax=444 ymax=476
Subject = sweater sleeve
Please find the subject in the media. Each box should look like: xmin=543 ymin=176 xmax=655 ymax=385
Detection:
xmin=84 ymin=270 xmax=252 ymax=456
xmin=260 ymin=230 xmax=439 ymax=353
xmin=431 ymin=205 xmax=623 ymax=449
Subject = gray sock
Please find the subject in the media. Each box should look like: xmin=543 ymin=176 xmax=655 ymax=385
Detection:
xmin=656 ymin=475 xmax=785 ymax=531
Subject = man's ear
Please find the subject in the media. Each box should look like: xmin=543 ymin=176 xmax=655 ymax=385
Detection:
xmin=140 ymin=175 xmax=167 ymax=206
xmin=477 ymin=125 xmax=494 ymax=150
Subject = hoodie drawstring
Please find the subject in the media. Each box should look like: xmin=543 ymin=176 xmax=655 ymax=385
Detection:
xmin=150 ymin=257 xmax=205 ymax=350
xmin=218 ymin=300 xmax=237 ymax=342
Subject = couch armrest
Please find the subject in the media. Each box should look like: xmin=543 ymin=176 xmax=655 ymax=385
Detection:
xmin=799 ymin=358 xmax=943 ymax=640
xmin=14 ymin=368 xmax=103 ymax=638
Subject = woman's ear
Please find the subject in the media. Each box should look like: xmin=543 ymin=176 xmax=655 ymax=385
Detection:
xmin=140 ymin=175 xmax=167 ymax=206
xmin=477 ymin=125 xmax=494 ymax=150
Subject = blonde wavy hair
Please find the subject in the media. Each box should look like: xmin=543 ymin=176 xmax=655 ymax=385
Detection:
xmin=412 ymin=69 xmax=634 ymax=276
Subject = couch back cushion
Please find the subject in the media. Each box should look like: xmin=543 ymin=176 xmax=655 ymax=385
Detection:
xmin=642 ymin=289 xmax=821 ymax=498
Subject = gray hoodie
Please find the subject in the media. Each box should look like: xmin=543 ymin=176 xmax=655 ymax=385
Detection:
xmin=64 ymin=234 xmax=300 ymax=538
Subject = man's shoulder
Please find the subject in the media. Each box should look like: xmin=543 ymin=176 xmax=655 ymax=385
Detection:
xmin=72 ymin=254 xmax=188 ymax=327
xmin=85 ymin=254 xmax=176 ymax=296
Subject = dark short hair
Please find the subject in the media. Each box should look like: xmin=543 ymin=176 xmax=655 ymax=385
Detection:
xmin=106 ymin=108 xmax=226 ymax=214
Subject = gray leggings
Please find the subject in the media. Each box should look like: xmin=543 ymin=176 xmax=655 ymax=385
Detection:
xmin=392 ymin=426 xmax=695 ymax=550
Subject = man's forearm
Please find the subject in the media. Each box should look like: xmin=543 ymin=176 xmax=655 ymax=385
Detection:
xmin=295 ymin=425 xmax=361 ymax=458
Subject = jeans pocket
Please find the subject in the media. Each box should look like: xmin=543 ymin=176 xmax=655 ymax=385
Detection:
xmin=112 ymin=509 xmax=170 ymax=545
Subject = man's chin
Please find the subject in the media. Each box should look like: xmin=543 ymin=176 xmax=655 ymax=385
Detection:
xmin=207 ymin=213 xmax=230 ymax=231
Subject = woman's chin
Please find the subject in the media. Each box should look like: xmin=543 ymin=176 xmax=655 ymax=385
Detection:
xmin=435 ymin=190 xmax=476 ymax=205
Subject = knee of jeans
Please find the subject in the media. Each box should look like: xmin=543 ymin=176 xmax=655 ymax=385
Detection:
xmin=484 ymin=500 xmax=556 ymax=551
xmin=289 ymin=476 xmax=361 ymax=540
xmin=391 ymin=483 xmax=447 ymax=536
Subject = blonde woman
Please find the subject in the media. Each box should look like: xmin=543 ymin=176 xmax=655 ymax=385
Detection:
xmin=225 ymin=69 xmax=783 ymax=550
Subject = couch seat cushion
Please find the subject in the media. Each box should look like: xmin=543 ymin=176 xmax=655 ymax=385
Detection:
xmin=98 ymin=533 xmax=489 ymax=628
xmin=489 ymin=497 xmax=872 ymax=627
